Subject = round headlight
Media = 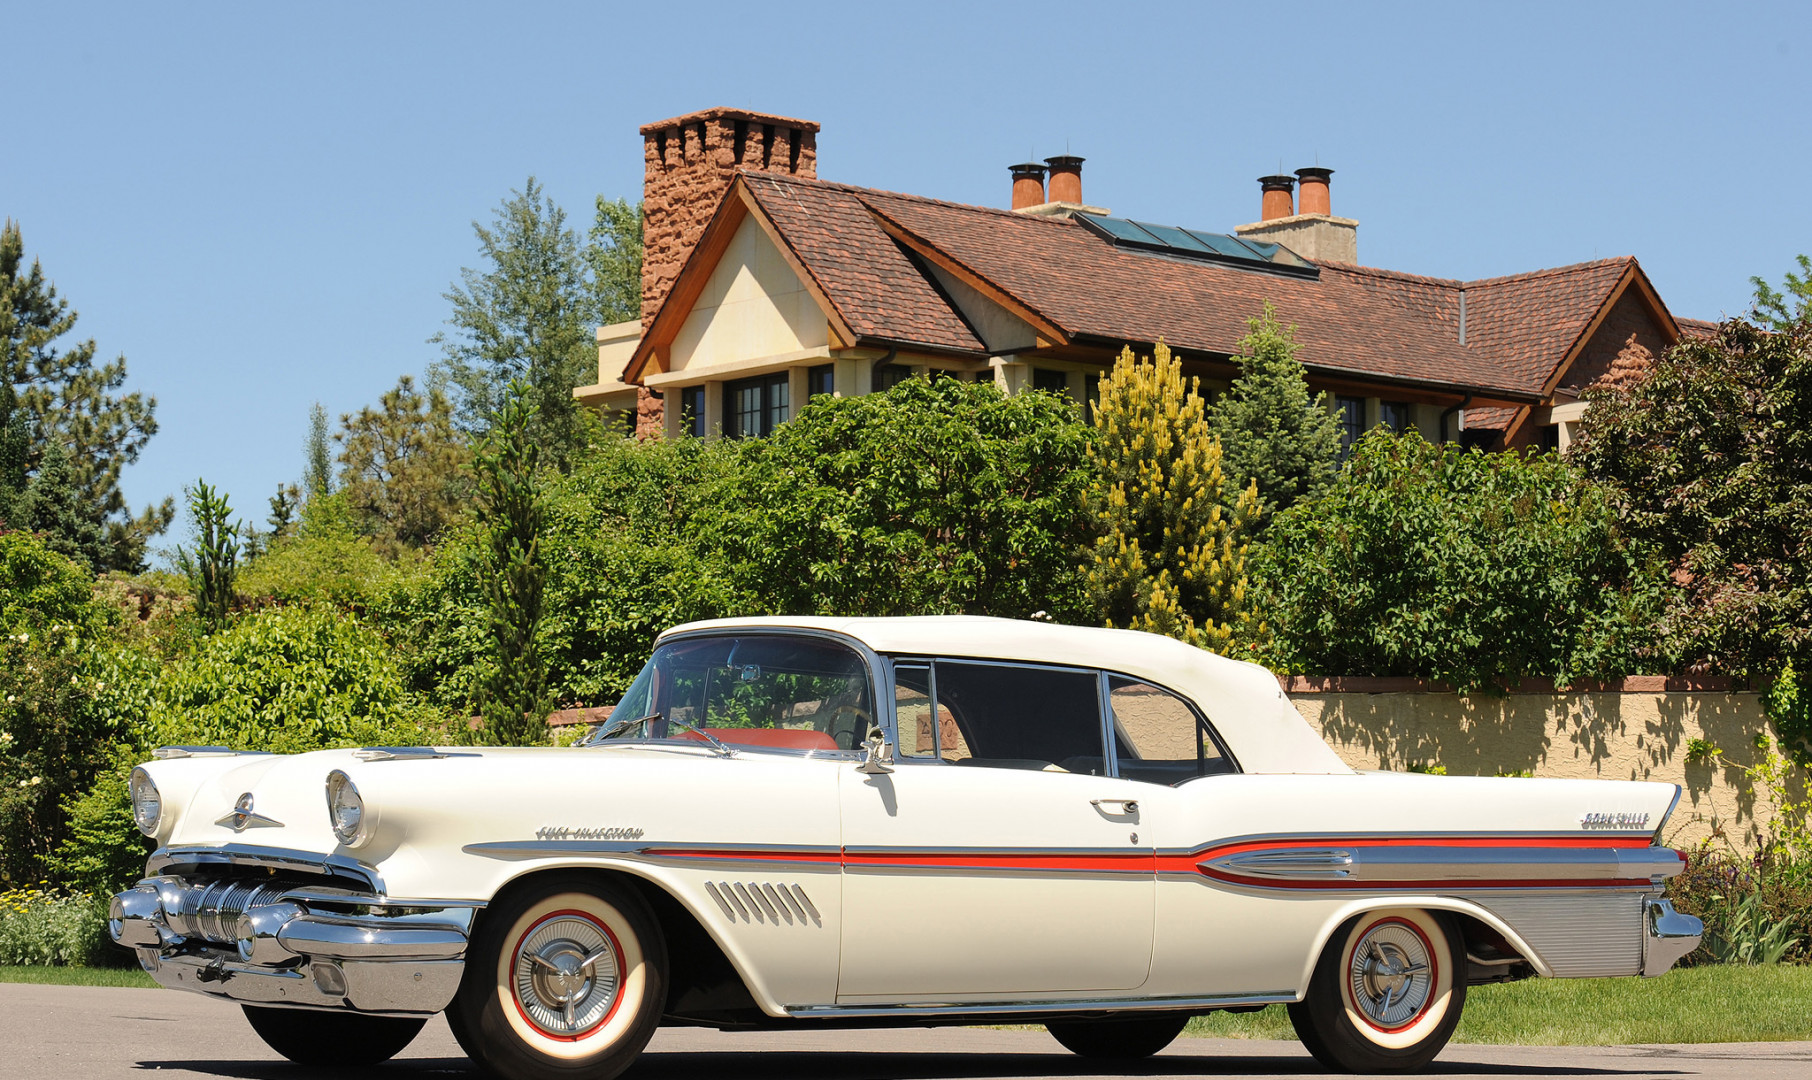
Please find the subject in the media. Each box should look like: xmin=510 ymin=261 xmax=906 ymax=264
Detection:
xmin=129 ymin=767 xmax=161 ymax=837
xmin=325 ymin=770 xmax=365 ymax=846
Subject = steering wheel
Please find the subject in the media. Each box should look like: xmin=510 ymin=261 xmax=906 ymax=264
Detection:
xmin=826 ymin=704 xmax=873 ymax=751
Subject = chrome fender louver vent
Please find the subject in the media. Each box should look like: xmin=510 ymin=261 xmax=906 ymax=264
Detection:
xmin=704 ymin=881 xmax=820 ymax=927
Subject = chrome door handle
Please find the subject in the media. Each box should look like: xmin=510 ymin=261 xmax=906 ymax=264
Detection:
xmin=1090 ymin=798 xmax=1138 ymax=814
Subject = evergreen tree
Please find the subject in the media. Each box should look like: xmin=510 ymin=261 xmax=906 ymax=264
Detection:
xmin=176 ymin=481 xmax=240 ymax=631
xmin=0 ymin=382 xmax=27 ymax=528
xmin=1209 ymin=303 xmax=1342 ymax=525
xmin=430 ymin=179 xmax=597 ymax=463
xmin=587 ymin=196 xmax=643 ymax=325
xmin=336 ymin=375 xmax=468 ymax=552
xmin=470 ymin=383 xmax=551 ymax=745
xmin=0 ymin=220 xmax=172 ymax=569
xmin=1752 ymin=254 xmax=1811 ymax=332
xmin=303 ymin=402 xmax=334 ymax=498
xmin=267 ymin=483 xmax=301 ymax=538
xmin=17 ymin=440 xmax=108 ymax=569
xmin=1087 ymin=341 xmax=1262 ymax=654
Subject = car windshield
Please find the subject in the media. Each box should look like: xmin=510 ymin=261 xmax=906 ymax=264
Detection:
xmin=583 ymin=634 xmax=874 ymax=753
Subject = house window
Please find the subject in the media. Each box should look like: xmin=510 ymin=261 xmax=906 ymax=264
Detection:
xmin=874 ymin=363 xmax=913 ymax=391
xmin=1379 ymin=400 xmax=1411 ymax=434
xmin=1538 ymin=424 xmax=1560 ymax=453
xmin=723 ymin=373 xmax=789 ymax=438
xmin=1032 ymin=368 xmax=1068 ymax=395
xmin=679 ymin=386 xmax=707 ymax=438
xmin=807 ymin=364 xmax=835 ymax=398
xmin=1335 ymin=396 xmax=1364 ymax=450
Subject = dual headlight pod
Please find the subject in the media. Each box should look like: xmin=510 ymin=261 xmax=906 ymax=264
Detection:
xmin=325 ymin=770 xmax=366 ymax=846
xmin=129 ymin=767 xmax=162 ymax=838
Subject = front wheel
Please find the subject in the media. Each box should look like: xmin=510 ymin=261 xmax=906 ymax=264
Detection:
xmin=241 ymin=1005 xmax=425 ymax=1065
xmin=1046 ymin=1013 xmax=1189 ymax=1058
xmin=1287 ymin=908 xmax=1466 ymax=1073
xmin=447 ymin=874 xmax=667 ymax=1080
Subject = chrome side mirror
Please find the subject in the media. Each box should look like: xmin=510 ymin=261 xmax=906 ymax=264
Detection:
xmin=857 ymin=725 xmax=895 ymax=775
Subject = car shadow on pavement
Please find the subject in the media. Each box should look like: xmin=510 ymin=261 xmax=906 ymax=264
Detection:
xmin=133 ymin=1053 xmax=1686 ymax=1080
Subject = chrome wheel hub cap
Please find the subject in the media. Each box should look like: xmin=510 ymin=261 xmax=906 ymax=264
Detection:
xmin=1348 ymin=922 xmax=1433 ymax=1029
xmin=512 ymin=915 xmax=621 ymax=1036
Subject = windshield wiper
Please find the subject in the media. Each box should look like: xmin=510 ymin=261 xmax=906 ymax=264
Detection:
xmin=591 ymin=711 xmax=735 ymax=757
xmin=666 ymin=715 xmax=736 ymax=757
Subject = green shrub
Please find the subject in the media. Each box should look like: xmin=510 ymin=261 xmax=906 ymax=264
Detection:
xmin=1666 ymin=851 xmax=1812 ymax=965
xmin=0 ymin=886 xmax=119 ymax=967
xmin=1254 ymin=430 xmax=1671 ymax=691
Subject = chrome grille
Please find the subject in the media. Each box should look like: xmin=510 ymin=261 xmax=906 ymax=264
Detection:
xmin=156 ymin=877 xmax=294 ymax=944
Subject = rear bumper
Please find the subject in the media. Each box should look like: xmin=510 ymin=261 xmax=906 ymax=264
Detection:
xmin=1642 ymin=898 xmax=1703 ymax=976
xmin=109 ymin=873 xmax=475 ymax=1016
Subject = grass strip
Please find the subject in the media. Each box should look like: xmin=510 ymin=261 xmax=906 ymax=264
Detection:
xmin=0 ymin=965 xmax=156 ymax=988
xmin=1184 ymin=965 xmax=1812 ymax=1045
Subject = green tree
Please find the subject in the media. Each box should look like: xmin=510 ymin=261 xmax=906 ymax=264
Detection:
xmin=0 ymin=382 xmax=32 ymax=528
xmin=1258 ymin=430 xmax=1669 ymax=691
xmin=431 ymin=179 xmax=597 ymax=461
xmin=721 ymin=376 xmax=1097 ymax=620
xmin=1572 ymin=311 xmax=1812 ymax=680
xmin=303 ymin=402 xmax=334 ymax=498
xmin=1752 ymin=254 xmax=1811 ymax=332
xmin=470 ymin=384 xmax=551 ymax=745
xmin=587 ymin=196 xmax=643 ymax=325
xmin=1088 ymin=342 xmax=1261 ymax=654
xmin=336 ymin=375 xmax=468 ymax=552
xmin=0 ymin=531 xmax=136 ymax=886
xmin=175 ymin=481 xmax=240 ymax=631
xmin=1210 ymin=303 xmax=1342 ymax=524
xmin=16 ymin=439 xmax=108 ymax=569
xmin=0 ymin=220 xmax=171 ymax=570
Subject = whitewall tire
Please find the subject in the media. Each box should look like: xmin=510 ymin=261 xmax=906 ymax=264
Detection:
xmin=1288 ymin=908 xmax=1465 ymax=1073
xmin=450 ymin=875 xmax=666 ymax=1080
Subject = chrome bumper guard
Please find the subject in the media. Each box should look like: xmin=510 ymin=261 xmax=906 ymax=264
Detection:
xmin=1642 ymin=898 xmax=1703 ymax=976
xmin=109 ymin=876 xmax=474 ymax=1016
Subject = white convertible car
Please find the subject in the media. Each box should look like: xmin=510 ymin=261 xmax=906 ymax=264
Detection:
xmin=111 ymin=617 xmax=1701 ymax=1076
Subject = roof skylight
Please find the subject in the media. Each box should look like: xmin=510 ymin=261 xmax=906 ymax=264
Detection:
xmin=1074 ymin=215 xmax=1318 ymax=278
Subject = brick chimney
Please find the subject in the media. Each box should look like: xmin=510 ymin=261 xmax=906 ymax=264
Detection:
xmin=1258 ymin=175 xmax=1297 ymax=221
xmin=640 ymin=108 xmax=819 ymax=327
xmin=632 ymin=108 xmax=818 ymax=436
xmin=1236 ymin=166 xmax=1358 ymax=263
xmin=1044 ymin=155 xmax=1084 ymax=205
xmin=1010 ymin=162 xmax=1047 ymax=210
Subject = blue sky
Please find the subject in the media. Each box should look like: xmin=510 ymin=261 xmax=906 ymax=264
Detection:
xmin=5 ymin=1 xmax=1807 ymax=547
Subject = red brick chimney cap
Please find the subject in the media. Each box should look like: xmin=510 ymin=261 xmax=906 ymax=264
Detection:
xmin=1294 ymin=167 xmax=1334 ymax=182
xmin=1044 ymin=155 xmax=1085 ymax=168
xmin=640 ymin=107 xmax=821 ymax=136
xmin=1259 ymin=174 xmax=1298 ymax=191
xmin=1010 ymin=162 xmax=1048 ymax=177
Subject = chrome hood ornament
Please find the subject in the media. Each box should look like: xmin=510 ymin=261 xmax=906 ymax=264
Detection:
xmin=215 ymin=792 xmax=282 ymax=832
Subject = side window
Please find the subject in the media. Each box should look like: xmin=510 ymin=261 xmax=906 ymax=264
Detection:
xmin=1109 ymin=677 xmax=1231 ymax=786
xmin=892 ymin=662 xmax=938 ymax=759
xmin=927 ymin=661 xmax=1104 ymax=775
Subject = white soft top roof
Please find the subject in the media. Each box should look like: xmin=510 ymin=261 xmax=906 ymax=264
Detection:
xmin=661 ymin=616 xmax=1351 ymax=775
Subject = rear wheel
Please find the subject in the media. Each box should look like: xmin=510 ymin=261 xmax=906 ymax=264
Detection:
xmin=1046 ymin=1013 xmax=1189 ymax=1058
xmin=1288 ymin=908 xmax=1465 ymax=1073
xmin=448 ymin=874 xmax=666 ymax=1080
xmin=241 ymin=1005 xmax=425 ymax=1065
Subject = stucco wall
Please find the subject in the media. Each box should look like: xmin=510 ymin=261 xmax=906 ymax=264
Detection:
xmin=1290 ymin=691 xmax=1796 ymax=850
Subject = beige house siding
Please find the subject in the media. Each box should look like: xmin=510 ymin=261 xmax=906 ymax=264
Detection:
xmin=1291 ymin=691 xmax=1801 ymax=851
xmin=668 ymin=214 xmax=829 ymax=375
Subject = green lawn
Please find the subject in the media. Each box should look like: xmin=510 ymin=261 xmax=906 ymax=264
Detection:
xmin=1185 ymin=965 xmax=1812 ymax=1045
xmin=3 ymin=964 xmax=1809 ymax=1043
xmin=0 ymin=965 xmax=156 ymax=988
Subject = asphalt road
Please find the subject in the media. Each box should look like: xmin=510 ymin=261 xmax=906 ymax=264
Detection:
xmin=5 ymin=984 xmax=1811 ymax=1080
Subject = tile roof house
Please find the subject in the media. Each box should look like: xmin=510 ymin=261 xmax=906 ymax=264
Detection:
xmin=577 ymin=108 xmax=1693 ymax=452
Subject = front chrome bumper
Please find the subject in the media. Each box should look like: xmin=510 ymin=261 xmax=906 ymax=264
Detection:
xmin=1641 ymin=898 xmax=1703 ymax=976
xmin=110 ymin=871 xmax=476 ymax=1016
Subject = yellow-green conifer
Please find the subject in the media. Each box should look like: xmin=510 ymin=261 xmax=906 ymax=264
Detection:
xmin=1086 ymin=341 xmax=1261 ymax=654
